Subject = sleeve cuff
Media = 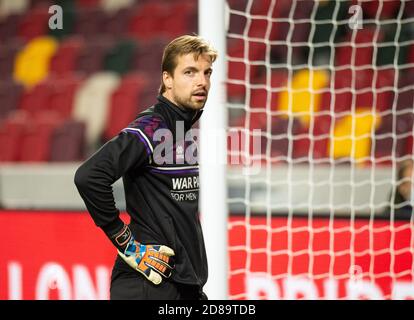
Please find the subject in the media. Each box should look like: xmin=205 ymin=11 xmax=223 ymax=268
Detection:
xmin=101 ymin=217 xmax=125 ymax=239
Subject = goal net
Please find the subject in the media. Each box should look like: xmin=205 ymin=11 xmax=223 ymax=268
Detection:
xmin=225 ymin=0 xmax=414 ymax=299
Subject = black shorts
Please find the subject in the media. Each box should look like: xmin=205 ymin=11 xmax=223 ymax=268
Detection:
xmin=110 ymin=256 xmax=207 ymax=300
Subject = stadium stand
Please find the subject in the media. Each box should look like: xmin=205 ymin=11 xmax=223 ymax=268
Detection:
xmin=0 ymin=0 xmax=412 ymax=165
xmin=72 ymin=71 xmax=120 ymax=150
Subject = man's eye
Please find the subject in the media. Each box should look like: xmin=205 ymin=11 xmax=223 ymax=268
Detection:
xmin=185 ymin=70 xmax=193 ymax=75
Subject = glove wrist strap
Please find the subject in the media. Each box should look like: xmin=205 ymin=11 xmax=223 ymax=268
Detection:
xmin=110 ymin=224 xmax=132 ymax=251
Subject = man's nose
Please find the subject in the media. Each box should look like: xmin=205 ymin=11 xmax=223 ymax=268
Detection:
xmin=196 ymin=73 xmax=208 ymax=87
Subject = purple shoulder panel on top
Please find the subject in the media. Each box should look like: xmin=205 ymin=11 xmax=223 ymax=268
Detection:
xmin=122 ymin=114 xmax=169 ymax=157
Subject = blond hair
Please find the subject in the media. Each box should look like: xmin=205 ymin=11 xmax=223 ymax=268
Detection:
xmin=159 ymin=35 xmax=218 ymax=94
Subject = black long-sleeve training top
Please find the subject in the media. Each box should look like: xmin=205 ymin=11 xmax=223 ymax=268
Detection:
xmin=74 ymin=95 xmax=207 ymax=287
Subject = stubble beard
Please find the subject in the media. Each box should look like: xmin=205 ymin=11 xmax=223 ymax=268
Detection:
xmin=174 ymin=94 xmax=207 ymax=111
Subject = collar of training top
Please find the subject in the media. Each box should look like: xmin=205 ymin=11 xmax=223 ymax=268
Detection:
xmin=157 ymin=95 xmax=203 ymax=130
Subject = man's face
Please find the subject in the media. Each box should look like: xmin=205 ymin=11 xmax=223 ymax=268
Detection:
xmin=163 ymin=53 xmax=213 ymax=111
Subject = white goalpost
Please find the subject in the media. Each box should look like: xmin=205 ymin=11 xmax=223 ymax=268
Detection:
xmin=200 ymin=0 xmax=414 ymax=300
xmin=199 ymin=0 xmax=229 ymax=300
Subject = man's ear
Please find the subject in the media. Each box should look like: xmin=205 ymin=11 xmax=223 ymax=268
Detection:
xmin=163 ymin=71 xmax=173 ymax=90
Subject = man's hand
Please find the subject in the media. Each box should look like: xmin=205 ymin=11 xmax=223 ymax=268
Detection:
xmin=118 ymin=236 xmax=175 ymax=285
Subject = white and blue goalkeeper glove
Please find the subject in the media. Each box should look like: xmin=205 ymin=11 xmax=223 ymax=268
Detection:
xmin=111 ymin=224 xmax=175 ymax=285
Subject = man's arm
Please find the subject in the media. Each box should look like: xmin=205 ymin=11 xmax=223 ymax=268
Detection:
xmin=74 ymin=131 xmax=149 ymax=240
xmin=74 ymin=130 xmax=175 ymax=284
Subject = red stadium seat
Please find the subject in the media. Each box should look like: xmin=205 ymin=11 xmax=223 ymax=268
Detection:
xmin=227 ymin=59 xmax=247 ymax=102
xmin=404 ymin=0 xmax=414 ymax=18
xmin=228 ymin=38 xmax=268 ymax=65
xmin=75 ymin=7 xmax=106 ymax=39
xmin=0 ymin=80 xmax=24 ymax=120
xmin=19 ymin=110 xmax=64 ymax=162
xmin=270 ymin=1 xmax=313 ymax=64
xmin=76 ymin=37 xmax=115 ymax=75
xmin=268 ymin=68 xmax=289 ymax=85
xmin=132 ymin=39 xmax=165 ymax=74
xmin=249 ymin=108 xmax=268 ymax=132
xmin=17 ymin=7 xmax=49 ymax=41
xmin=322 ymin=67 xmax=379 ymax=114
xmin=0 ymin=129 xmax=20 ymax=162
xmin=375 ymin=68 xmax=395 ymax=112
xmin=48 ymin=75 xmax=84 ymax=119
xmin=227 ymin=0 xmax=248 ymax=11
xmin=292 ymin=113 xmax=333 ymax=160
xmin=228 ymin=12 xmax=247 ymax=35
xmin=408 ymin=45 xmax=414 ymax=64
xmin=249 ymin=70 xmax=287 ymax=112
xmin=269 ymin=116 xmax=303 ymax=159
xmin=335 ymin=28 xmax=381 ymax=67
xmin=227 ymin=38 xmax=270 ymax=101
xmin=250 ymin=0 xmax=273 ymax=15
xmin=249 ymin=0 xmax=294 ymax=18
xmin=49 ymin=37 xmax=84 ymax=76
xmin=351 ymin=0 xmax=400 ymax=19
xmin=18 ymin=82 xmax=51 ymax=115
xmin=75 ymin=0 xmax=100 ymax=9
xmin=0 ymin=14 xmax=22 ymax=44
xmin=128 ymin=3 xmax=167 ymax=40
xmin=162 ymin=2 xmax=195 ymax=38
xmin=249 ymin=88 xmax=268 ymax=111
xmin=318 ymin=74 xmax=348 ymax=112
xmin=326 ymin=67 xmax=394 ymax=113
xmin=405 ymin=135 xmax=413 ymax=156
xmin=50 ymin=119 xmax=86 ymax=162
xmin=0 ymin=110 xmax=28 ymax=162
xmin=103 ymin=73 xmax=147 ymax=141
xmin=248 ymin=19 xmax=271 ymax=40
xmin=397 ymin=69 xmax=414 ymax=111
xmin=0 ymin=39 xmax=23 ymax=81
xmin=102 ymin=8 xmax=132 ymax=38
xmin=312 ymin=114 xmax=332 ymax=159
xmin=5 ymin=109 xmax=64 ymax=162
xmin=374 ymin=113 xmax=413 ymax=161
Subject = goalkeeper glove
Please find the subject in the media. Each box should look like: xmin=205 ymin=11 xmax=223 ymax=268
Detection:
xmin=111 ymin=224 xmax=175 ymax=285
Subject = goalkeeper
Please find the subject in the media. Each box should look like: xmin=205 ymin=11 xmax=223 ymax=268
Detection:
xmin=74 ymin=35 xmax=217 ymax=300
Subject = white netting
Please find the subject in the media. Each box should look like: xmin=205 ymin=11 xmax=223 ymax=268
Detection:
xmin=225 ymin=0 xmax=414 ymax=300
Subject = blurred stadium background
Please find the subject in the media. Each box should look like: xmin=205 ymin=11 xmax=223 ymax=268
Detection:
xmin=0 ymin=0 xmax=414 ymax=300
